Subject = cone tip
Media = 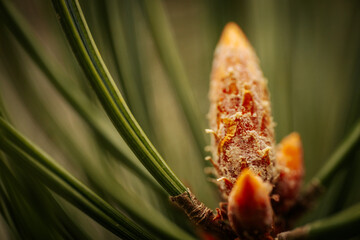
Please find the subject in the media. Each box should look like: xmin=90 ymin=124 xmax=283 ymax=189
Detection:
xmin=230 ymin=169 xmax=271 ymax=203
xmin=277 ymin=132 xmax=303 ymax=170
xmin=218 ymin=22 xmax=250 ymax=48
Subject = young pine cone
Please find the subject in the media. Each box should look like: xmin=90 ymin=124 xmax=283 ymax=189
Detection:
xmin=207 ymin=22 xmax=304 ymax=237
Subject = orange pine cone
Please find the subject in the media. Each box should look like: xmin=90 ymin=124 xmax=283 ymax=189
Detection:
xmin=273 ymin=132 xmax=304 ymax=213
xmin=208 ymin=22 xmax=277 ymax=199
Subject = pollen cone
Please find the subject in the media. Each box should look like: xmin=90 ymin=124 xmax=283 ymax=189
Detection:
xmin=208 ymin=22 xmax=276 ymax=198
xmin=228 ymin=169 xmax=273 ymax=235
xmin=274 ymin=132 xmax=304 ymax=213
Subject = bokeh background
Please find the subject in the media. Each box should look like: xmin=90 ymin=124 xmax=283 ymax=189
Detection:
xmin=1 ymin=0 xmax=360 ymax=239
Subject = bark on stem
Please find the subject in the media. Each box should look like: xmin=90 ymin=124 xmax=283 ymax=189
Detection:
xmin=170 ymin=189 xmax=237 ymax=239
xmin=277 ymin=226 xmax=309 ymax=240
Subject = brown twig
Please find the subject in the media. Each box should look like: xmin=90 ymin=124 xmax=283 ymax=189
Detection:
xmin=170 ymin=189 xmax=237 ymax=239
xmin=276 ymin=226 xmax=309 ymax=240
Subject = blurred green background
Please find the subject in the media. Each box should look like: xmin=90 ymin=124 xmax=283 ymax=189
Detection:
xmin=0 ymin=0 xmax=359 ymax=239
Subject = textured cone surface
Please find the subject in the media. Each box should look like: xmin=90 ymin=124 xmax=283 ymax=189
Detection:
xmin=228 ymin=169 xmax=273 ymax=234
xmin=208 ymin=22 xmax=277 ymax=198
xmin=274 ymin=132 xmax=304 ymax=213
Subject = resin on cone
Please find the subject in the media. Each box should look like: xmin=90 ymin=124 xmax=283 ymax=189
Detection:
xmin=208 ymin=22 xmax=277 ymax=198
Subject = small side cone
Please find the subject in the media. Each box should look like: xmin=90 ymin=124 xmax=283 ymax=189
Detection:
xmin=273 ymin=132 xmax=304 ymax=214
xmin=228 ymin=169 xmax=274 ymax=237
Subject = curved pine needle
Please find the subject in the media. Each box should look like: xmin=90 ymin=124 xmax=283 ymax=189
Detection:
xmin=140 ymin=0 xmax=208 ymax=160
xmin=312 ymin=119 xmax=360 ymax=187
xmin=5 ymin=70 xmax=194 ymax=238
xmin=0 ymin=158 xmax=92 ymax=240
xmin=278 ymin=202 xmax=360 ymax=240
xmin=0 ymin=117 xmax=154 ymax=240
xmin=0 ymin=42 xmax=193 ymax=238
xmin=97 ymin=0 xmax=152 ymax=134
xmin=51 ymin=0 xmax=187 ymax=196
xmin=301 ymin=119 xmax=360 ymax=198
xmin=0 ymin=0 xmax=163 ymax=195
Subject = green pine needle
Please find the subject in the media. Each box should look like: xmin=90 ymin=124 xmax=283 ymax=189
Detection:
xmin=0 ymin=0 xmax=163 ymax=195
xmin=51 ymin=0 xmax=187 ymax=196
xmin=278 ymin=202 xmax=360 ymax=240
xmin=0 ymin=117 xmax=154 ymax=239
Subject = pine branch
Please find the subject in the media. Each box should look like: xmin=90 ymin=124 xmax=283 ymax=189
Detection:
xmin=278 ymin=202 xmax=360 ymax=240
xmin=51 ymin=0 xmax=187 ymax=196
xmin=0 ymin=0 xmax=163 ymax=195
xmin=97 ymin=0 xmax=152 ymax=134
